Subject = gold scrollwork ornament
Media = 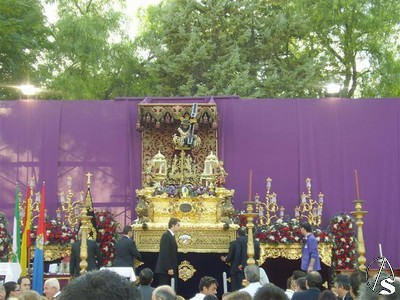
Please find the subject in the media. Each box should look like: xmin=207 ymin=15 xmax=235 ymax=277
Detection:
xmin=178 ymin=260 xmax=197 ymax=281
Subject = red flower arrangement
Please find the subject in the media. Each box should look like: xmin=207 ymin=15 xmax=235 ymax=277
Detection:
xmin=256 ymin=219 xmax=304 ymax=244
xmin=328 ymin=213 xmax=356 ymax=269
xmin=95 ymin=210 xmax=119 ymax=266
xmin=43 ymin=220 xmax=77 ymax=245
xmin=0 ymin=212 xmax=11 ymax=262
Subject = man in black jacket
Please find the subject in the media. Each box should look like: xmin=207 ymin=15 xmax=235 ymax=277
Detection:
xmin=291 ymin=271 xmax=322 ymax=300
xmin=155 ymin=218 xmax=181 ymax=288
xmin=113 ymin=225 xmax=142 ymax=268
xmin=70 ymin=231 xmax=103 ymax=277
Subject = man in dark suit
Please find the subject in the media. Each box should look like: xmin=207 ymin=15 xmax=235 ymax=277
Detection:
xmin=70 ymin=231 xmax=103 ymax=277
xmin=113 ymin=225 xmax=142 ymax=268
xmin=220 ymin=227 xmax=246 ymax=291
xmin=332 ymin=274 xmax=353 ymax=300
xmin=155 ymin=217 xmax=181 ymax=288
xmin=291 ymin=271 xmax=322 ymax=300
xmin=137 ymin=267 xmax=155 ymax=300
xmin=236 ymin=228 xmax=261 ymax=289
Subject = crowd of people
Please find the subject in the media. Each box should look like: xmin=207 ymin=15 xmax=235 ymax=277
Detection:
xmin=1 ymin=219 xmax=399 ymax=300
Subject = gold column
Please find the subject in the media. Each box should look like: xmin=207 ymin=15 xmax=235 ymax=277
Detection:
xmin=242 ymin=201 xmax=258 ymax=266
xmin=79 ymin=204 xmax=91 ymax=274
xmin=351 ymin=199 xmax=368 ymax=271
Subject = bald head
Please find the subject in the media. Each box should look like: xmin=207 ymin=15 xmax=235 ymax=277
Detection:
xmin=152 ymin=285 xmax=176 ymax=300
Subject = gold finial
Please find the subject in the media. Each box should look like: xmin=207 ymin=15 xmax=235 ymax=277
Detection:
xmin=86 ymin=172 xmax=93 ymax=187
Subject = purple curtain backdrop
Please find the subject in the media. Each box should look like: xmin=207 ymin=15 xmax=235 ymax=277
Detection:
xmin=0 ymin=97 xmax=399 ymax=267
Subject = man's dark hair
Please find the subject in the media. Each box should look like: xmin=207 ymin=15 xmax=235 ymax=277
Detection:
xmin=317 ymin=290 xmax=337 ymax=300
xmin=168 ymin=218 xmax=180 ymax=229
xmin=297 ymin=277 xmax=307 ymax=291
xmin=334 ymin=274 xmax=351 ymax=291
xmin=17 ymin=276 xmax=28 ymax=285
xmin=198 ymin=276 xmax=218 ymax=292
xmin=349 ymin=269 xmax=367 ymax=297
xmin=300 ymin=222 xmax=312 ymax=233
xmin=237 ymin=227 xmax=246 ymax=237
xmin=286 ymin=277 xmax=292 ymax=289
xmin=4 ymin=281 xmax=18 ymax=299
xmin=139 ymin=268 xmax=154 ymax=285
xmin=58 ymin=269 xmax=141 ymax=300
xmin=254 ymin=283 xmax=288 ymax=300
xmin=292 ymin=270 xmax=307 ymax=280
xmin=122 ymin=226 xmax=132 ymax=235
xmin=306 ymin=271 xmax=322 ymax=289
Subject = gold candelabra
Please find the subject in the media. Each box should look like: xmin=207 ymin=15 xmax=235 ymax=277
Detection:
xmin=295 ymin=178 xmax=324 ymax=227
xmin=19 ymin=178 xmax=41 ymax=227
xmin=351 ymin=199 xmax=368 ymax=271
xmin=242 ymin=201 xmax=258 ymax=266
xmin=78 ymin=203 xmax=91 ymax=274
xmin=254 ymin=178 xmax=285 ymax=225
xmin=58 ymin=176 xmax=84 ymax=226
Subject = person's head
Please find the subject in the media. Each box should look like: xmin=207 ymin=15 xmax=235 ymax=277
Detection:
xmin=198 ymin=276 xmax=218 ymax=296
xmin=122 ymin=225 xmax=133 ymax=237
xmin=291 ymin=270 xmax=306 ymax=291
xmin=253 ymin=283 xmax=288 ymax=300
xmin=4 ymin=281 xmax=21 ymax=299
xmin=300 ymin=222 xmax=312 ymax=235
xmin=139 ymin=268 xmax=154 ymax=286
xmin=168 ymin=218 xmax=181 ymax=233
xmin=349 ymin=269 xmax=367 ymax=299
xmin=19 ymin=290 xmax=44 ymax=300
xmin=18 ymin=277 xmax=31 ymax=292
xmin=286 ymin=276 xmax=292 ymax=290
xmin=44 ymin=278 xmax=60 ymax=299
xmin=152 ymin=285 xmax=176 ymax=300
xmin=332 ymin=274 xmax=351 ymax=297
xmin=0 ymin=284 xmax=6 ymax=300
xmin=59 ymin=269 xmax=140 ymax=300
xmin=292 ymin=270 xmax=307 ymax=281
xmin=358 ymin=277 xmax=400 ymax=300
xmin=244 ymin=265 xmax=260 ymax=284
xmin=237 ymin=228 xmax=246 ymax=237
xmin=204 ymin=295 xmax=218 ymax=300
xmin=296 ymin=277 xmax=307 ymax=291
xmin=221 ymin=292 xmax=232 ymax=300
xmin=317 ymin=290 xmax=337 ymax=300
xmin=306 ymin=271 xmax=322 ymax=289
xmin=224 ymin=291 xmax=252 ymax=300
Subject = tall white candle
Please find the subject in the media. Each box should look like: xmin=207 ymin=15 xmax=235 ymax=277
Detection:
xmin=379 ymin=243 xmax=383 ymax=257
xmin=223 ymin=272 xmax=228 ymax=293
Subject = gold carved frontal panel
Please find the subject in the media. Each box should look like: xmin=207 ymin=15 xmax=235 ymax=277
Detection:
xmin=133 ymin=224 xmax=238 ymax=253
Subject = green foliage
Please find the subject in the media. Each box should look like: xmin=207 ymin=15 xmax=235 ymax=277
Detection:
xmin=1 ymin=0 xmax=399 ymax=99
xmin=0 ymin=0 xmax=50 ymax=99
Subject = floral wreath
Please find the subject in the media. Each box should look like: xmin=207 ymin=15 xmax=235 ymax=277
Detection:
xmin=328 ymin=213 xmax=356 ymax=269
xmin=0 ymin=212 xmax=11 ymax=262
xmin=255 ymin=218 xmax=331 ymax=244
xmin=95 ymin=209 xmax=119 ymax=266
xmin=30 ymin=220 xmax=77 ymax=245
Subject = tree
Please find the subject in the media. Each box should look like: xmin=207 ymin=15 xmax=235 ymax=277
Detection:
xmin=136 ymin=0 xmax=325 ymax=98
xmin=39 ymin=0 xmax=147 ymax=99
xmin=294 ymin=0 xmax=400 ymax=98
xmin=0 ymin=0 xmax=50 ymax=99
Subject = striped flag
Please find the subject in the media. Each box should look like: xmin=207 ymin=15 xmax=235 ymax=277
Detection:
xmin=12 ymin=183 xmax=21 ymax=262
xmin=20 ymin=185 xmax=32 ymax=276
xmin=32 ymin=182 xmax=46 ymax=293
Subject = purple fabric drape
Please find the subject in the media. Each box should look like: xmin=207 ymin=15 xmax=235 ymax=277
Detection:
xmin=0 ymin=97 xmax=399 ymax=267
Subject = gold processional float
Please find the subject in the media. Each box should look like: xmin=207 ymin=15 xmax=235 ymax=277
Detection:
xmin=132 ymin=102 xmax=238 ymax=281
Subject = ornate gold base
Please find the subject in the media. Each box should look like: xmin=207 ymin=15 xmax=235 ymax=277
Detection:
xmin=260 ymin=243 xmax=332 ymax=266
xmin=133 ymin=223 xmax=238 ymax=253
